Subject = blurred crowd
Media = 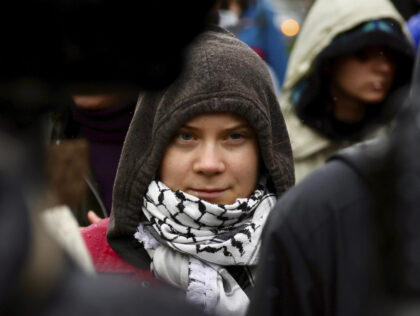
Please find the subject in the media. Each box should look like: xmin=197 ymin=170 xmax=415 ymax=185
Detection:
xmin=2 ymin=0 xmax=420 ymax=315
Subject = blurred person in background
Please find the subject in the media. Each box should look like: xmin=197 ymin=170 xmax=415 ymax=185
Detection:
xmin=218 ymin=0 xmax=289 ymax=93
xmin=280 ymin=0 xmax=414 ymax=182
xmin=407 ymin=10 xmax=420 ymax=51
xmin=406 ymin=0 xmax=420 ymax=52
xmin=48 ymin=89 xmax=139 ymax=227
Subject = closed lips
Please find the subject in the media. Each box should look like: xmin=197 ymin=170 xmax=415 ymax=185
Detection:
xmin=190 ymin=189 xmax=228 ymax=198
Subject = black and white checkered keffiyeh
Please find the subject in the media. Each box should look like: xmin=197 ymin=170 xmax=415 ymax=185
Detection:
xmin=135 ymin=179 xmax=276 ymax=315
xmin=141 ymin=179 xmax=276 ymax=265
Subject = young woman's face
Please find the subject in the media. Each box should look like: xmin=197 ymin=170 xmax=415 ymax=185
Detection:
xmin=330 ymin=45 xmax=397 ymax=104
xmin=160 ymin=112 xmax=260 ymax=204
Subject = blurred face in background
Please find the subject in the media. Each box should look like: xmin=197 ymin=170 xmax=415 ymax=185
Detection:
xmin=71 ymin=88 xmax=139 ymax=110
xmin=160 ymin=112 xmax=260 ymax=205
xmin=330 ymin=45 xmax=397 ymax=105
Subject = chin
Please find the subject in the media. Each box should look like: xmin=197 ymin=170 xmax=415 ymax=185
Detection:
xmin=362 ymin=93 xmax=387 ymax=104
xmin=205 ymin=198 xmax=233 ymax=205
xmin=204 ymin=196 xmax=238 ymax=205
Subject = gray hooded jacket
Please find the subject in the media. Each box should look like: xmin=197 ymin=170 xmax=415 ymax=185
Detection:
xmin=107 ymin=26 xmax=294 ymax=268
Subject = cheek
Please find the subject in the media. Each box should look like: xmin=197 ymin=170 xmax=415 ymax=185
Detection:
xmin=230 ymin=145 xmax=260 ymax=193
xmin=159 ymin=149 xmax=188 ymax=191
xmin=389 ymin=63 xmax=398 ymax=79
xmin=335 ymin=64 xmax=362 ymax=91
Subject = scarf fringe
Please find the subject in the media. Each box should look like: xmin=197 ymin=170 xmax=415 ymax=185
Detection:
xmin=186 ymin=257 xmax=218 ymax=313
xmin=134 ymin=223 xmax=160 ymax=250
xmin=137 ymin=179 xmax=276 ymax=315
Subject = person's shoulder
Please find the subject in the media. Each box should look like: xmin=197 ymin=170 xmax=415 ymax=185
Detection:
xmin=268 ymin=157 xmax=371 ymax=238
xmin=81 ymin=218 xmax=156 ymax=283
xmin=283 ymin=108 xmax=338 ymax=160
xmin=269 ymin=138 xmax=388 ymax=238
xmin=287 ymin=158 xmax=368 ymax=207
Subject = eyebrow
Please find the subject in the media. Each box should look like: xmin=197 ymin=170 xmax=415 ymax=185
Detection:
xmin=224 ymin=123 xmax=253 ymax=132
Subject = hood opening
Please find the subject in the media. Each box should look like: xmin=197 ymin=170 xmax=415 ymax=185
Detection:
xmin=291 ymin=19 xmax=414 ymax=141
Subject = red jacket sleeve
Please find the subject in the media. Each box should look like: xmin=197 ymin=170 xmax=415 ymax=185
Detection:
xmin=81 ymin=217 xmax=158 ymax=287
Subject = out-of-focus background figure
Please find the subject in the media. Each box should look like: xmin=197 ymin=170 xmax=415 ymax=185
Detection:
xmin=407 ymin=11 xmax=420 ymax=51
xmin=218 ymin=0 xmax=290 ymax=92
xmin=280 ymin=0 xmax=414 ymax=182
xmin=48 ymin=90 xmax=139 ymax=226
xmin=406 ymin=0 xmax=420 ymax=52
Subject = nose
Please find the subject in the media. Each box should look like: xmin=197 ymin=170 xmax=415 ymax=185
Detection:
xmin=372 ymin=53 xmax=395 ymax=74
xmin=192 ymin=144 xmax=225 ymax=175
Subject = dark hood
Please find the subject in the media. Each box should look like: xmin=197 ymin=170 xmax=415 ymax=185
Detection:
xmin=107 ymin=26 xmax=294 ymax=268
xmin=291 ymin=18 xmax=414 ymax=141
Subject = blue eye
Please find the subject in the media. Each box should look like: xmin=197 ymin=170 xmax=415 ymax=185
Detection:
xmin=179 ymin=132 xmax=193 ymax=141
xmin=229 ymin=133 xmax=243 ymax=140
